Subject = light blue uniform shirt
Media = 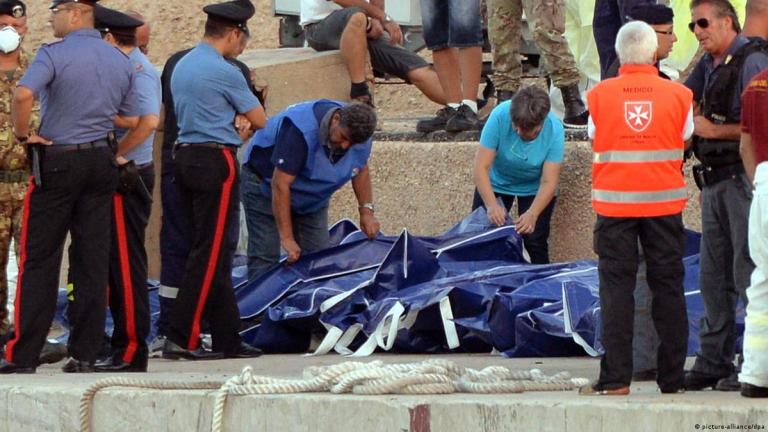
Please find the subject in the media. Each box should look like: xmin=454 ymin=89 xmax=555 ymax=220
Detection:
xmin=117 ymin=48 xmax=161 ymax=165
xmin=480 ymin=101 xmax=564 ymax=196
xmin=19 ymin=29 xmax=139 ymax=144
xmin=171 ymin=43 xmax=261 ymax=146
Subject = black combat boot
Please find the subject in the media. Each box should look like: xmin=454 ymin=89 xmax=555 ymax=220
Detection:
xmin=496 ymin=90 xmax=516 ymax=103
xmin=560 ymin=84 xmax=589 ymax=129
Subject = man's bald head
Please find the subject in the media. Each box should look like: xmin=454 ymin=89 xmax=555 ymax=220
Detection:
xmin=747 ymin=0 xmax=768 ymax=12
xmin=744 ymin=0 xmax=768 ymax=38
xmin=125 ymin=10 xmax=150 ymax=54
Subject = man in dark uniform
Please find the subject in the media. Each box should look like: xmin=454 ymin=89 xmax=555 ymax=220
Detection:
xmin=2 ymin=0 xmax=139 ymax=374
xmin=154 ymin=28 xmax=264 ymax=357
xmin=602 ymin=2 xmax=677 ymax=383
xmin=683 ymin=0 xmax=768 ymax=391
xmin=604 ymin=3 xmax=677 ymax=80
xmin=91 ymin=5 xmax=160 ymax=373
xmin=162 ymin=0 xmax=265 ymax=360
xmin=593 ymin=0 xmax=657 ymax=80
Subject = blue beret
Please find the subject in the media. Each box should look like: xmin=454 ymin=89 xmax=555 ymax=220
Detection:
xmin=627 ymin=4 xmax=674 ymax=25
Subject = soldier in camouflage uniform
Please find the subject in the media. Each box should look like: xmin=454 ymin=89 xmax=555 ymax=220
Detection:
xmin=0 ymin=0 xmax=37 ymax=337
xmin=487 ymin=0 xmax=589 ymax=128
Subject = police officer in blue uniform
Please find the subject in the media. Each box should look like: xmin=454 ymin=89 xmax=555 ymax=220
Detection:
xmin=91 ymin=5 xmax=160 ymax=373
xmin=154 ymin=35 xmax=264 ymax=356
xmin=2 ymin=0 xmax=139 ymax=374
xmin=162 ymin=0 xmax=266 ymax=360
xmin=242 ymin=100 xmax=380 ymax=278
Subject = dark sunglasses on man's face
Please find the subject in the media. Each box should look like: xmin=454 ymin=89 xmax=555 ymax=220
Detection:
xmin=688 ymin=18 xmax=710 ymax=32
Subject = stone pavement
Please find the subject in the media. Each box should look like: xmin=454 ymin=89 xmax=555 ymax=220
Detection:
xmin=1 ymin=354 xmax=766 ymax=432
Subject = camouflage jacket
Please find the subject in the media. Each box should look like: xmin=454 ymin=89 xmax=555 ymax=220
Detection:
xmin=0 ymin=50 xmax=39 ymax=201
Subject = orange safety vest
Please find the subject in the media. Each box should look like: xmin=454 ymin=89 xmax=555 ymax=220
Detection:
xmin=588 ymin=64 xmax=692 ymax=218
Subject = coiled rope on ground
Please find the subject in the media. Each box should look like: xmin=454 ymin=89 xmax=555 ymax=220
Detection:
xmin=79 ymin=359 xmax=590 ymax=432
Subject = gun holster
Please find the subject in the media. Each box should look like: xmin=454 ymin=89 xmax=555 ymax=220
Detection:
xmin=117 ymin=160 xmax=140 ymax=195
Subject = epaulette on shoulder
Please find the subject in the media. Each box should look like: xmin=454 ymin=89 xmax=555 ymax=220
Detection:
xmin=40 ymin=40 xmax=65 ymax=48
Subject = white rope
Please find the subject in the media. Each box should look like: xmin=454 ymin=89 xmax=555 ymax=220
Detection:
xmin=79 ymin=360 xmax=589 ymax=432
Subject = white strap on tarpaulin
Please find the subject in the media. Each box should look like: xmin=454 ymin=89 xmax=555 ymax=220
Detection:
xmin=309 ymin=325 xmax=344 ymax=356
xmin=439 ymin=297 xmax=460 ymax=349
xmin=334 ymin=323 xmax=363 ymax=355
xmin=350 ymin=301 xmax=405 ymax=357
xmin=158 ymin=285 xmax=179 ymax=299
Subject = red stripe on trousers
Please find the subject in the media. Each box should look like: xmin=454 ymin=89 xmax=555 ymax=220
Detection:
xmin=5 ymin=177 xmax=35 ymax=363
xmin=187 ymin=149 xmax=236 ymax=349
xmin=114 ymin=194 xmax=138 ymax=363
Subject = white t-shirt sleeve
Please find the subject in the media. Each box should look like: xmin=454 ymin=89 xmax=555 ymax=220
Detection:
xmin=682 ymin=106 xmax=694 ymax=141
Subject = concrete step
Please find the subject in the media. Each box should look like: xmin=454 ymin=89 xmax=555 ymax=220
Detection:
xmin=1 ymin=355 xmax=765 ymax=432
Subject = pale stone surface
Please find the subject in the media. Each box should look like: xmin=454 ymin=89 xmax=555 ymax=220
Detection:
xmin=0 ymin=355 xmax=765 ymax=432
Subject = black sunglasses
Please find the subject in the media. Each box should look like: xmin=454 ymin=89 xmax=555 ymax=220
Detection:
xmin=688 ymin=18 xmax=710 ymax=32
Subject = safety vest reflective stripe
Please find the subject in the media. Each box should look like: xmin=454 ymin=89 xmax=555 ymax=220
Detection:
xmin=593 ymin=149 xmax=684 ymax=163
xmin=592 ymin=187 xmax=688 ymax=203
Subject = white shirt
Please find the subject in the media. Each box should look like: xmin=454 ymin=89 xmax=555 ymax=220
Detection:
xmin=300 ymin=0 xmax=344 ymax=26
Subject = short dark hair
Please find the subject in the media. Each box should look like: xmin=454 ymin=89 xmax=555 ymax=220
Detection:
xmin=510 ymin=86 xmax=551 ymax=131
xmin=204 ymin=18 xmax=238 ymax=38
xmin=99 ymin=30 xmax=137 ymax=47
xmin=111 ymin=32 xmax=136 ymax=47
xmin=690 ymin=0 xmax=741 ymax=32
xmin=339 ymin=103 xmax=377 ymax=144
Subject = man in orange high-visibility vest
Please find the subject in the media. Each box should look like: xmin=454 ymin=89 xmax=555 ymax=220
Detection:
xmin=579 ymin=20 xmax=694 ymax=396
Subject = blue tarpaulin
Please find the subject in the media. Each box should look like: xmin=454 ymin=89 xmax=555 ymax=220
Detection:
xmin=54 ymin=208 xmax=742 ymax=358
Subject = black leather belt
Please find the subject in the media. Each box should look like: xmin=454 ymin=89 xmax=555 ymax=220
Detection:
xmin=136 ymin=162 xmax=154 ymax=171
xmin=45 ymin=139 xmax=110 ymax=155
xmin=176 ymin=142 xmax=237 ymax=151
xmin=692 ymin=162 xmax=745 ymax=189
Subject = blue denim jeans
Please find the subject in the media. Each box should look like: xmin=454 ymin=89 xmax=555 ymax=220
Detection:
xmin=240 ymin=167 xmax=330 ymax=279
xmin=419 ymin=0 xmax=484 ymax=50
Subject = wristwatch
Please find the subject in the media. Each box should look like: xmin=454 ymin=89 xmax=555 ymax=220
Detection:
xmin=15 ymin=134 xmax=28 ymax=143
xmin=359 ymin=203 xmax=376 ymax=213
xmin=383 ymin=14 xmax=393 ymax=23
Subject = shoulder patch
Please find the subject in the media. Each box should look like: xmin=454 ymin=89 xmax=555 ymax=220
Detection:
xmin=135 ymin=63 xmax=144 ymax=73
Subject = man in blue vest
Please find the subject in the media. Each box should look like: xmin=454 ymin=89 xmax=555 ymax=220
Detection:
xmin=242 ymin=100 xmax=380 ymax=278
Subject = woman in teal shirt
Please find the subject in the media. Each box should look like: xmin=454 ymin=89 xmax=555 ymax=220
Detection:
xmin=472 ymin=86 xmax=564 ymax=264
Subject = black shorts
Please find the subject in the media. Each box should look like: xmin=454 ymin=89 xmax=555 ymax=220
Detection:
xmin=304 ymin=7 xmax=429 ymax=82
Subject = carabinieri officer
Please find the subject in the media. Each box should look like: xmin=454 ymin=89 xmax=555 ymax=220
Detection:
xmin=92 ymin=5 xmax=161 ymax=373
xmin=162 ymin=0 xmax=266 ymax=360
xmin=3 ymin=0 xmax=139 ymax=374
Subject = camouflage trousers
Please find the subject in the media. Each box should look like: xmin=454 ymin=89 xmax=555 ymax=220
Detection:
xmin=487 ymin=0 xmax=581 ymax=91
xmin=0 ymin=189 xmax=24 ymax=336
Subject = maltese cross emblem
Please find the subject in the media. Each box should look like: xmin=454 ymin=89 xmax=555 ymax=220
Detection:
xmin=624 ymin=101 xmax=653 ymax=132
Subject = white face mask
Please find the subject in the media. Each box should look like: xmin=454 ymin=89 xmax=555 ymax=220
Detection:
xmin=0 ymin=26 xmax=20 ymax=54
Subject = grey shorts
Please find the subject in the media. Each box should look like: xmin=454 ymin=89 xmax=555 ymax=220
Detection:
xmin=304 ymin=7 xmax=429 ymax=82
